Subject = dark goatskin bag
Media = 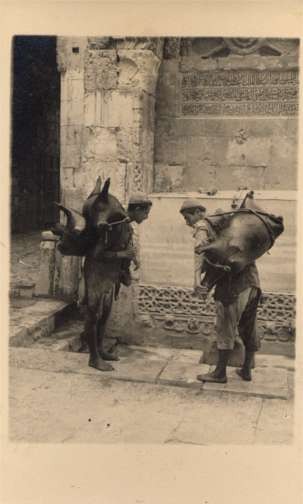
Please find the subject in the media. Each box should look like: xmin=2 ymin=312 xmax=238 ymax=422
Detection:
xmin=201 ymin=191 xmax=284 ymax=289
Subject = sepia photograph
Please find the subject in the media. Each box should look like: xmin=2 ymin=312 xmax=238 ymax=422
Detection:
xmin=8 ymin=34 xmax=297 ymax=446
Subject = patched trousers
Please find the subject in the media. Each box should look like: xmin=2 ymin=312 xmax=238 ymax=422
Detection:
xmin=215 ymin=287 xmax=261 ymax=351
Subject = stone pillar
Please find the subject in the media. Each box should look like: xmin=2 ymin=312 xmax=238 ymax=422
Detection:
xmin=80 ymin=44 xmax=125 ymax=201
xmin=108 ymin=40 xmax=163 ymax=342
xmin=56 ymin=37 xmax=88 ymax=298
xmin=118 ymin=52 xmax=160 ymax=195
xmin=80 ymin=38 xmax=163 ymax=202
xmin=36 ymin=231 xmax=59 ymax=296
xmin=80 ymin=38 xmax=164 ymax=342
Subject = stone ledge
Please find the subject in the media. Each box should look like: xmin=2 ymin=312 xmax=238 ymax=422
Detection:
xmin=10 ymin=299 xmax=71 ymax=347
xmin=149 ymin=190 xmax=297 ymax=201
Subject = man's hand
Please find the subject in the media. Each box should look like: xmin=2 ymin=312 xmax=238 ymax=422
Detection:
xmin=204 ymin=291 xmax=213 ymax=309
xmin=132 ymin=257 xmax=140 ymax=270
xmin=192 ymin=286 xmax=207 ymax=297
xmin=192 ymin=286 xmax=214 ymax=308
xmin=102 ymin=247 xmax=136 ymax=260
xmin=116 ymin=246 xmax=136 ymax=260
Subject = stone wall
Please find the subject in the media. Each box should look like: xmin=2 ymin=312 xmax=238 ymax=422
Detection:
xmin=154 ymin=38 xmax=299 ymax=193
xmin=139 ymin=193 xmax=296 ymax=293
xmin=54 ymin=37 xmax=297 ymax=353
xmin=139 ymin=37 xmax=298 ymax=351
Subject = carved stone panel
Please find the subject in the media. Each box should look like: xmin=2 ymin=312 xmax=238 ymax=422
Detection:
xmin=181 ymin=69 xmax=299 ymax=116
xmin=163 ymin=38 xmax=181 ymax=59
xmin=137 ymin=284 xmax=295 ymax=325
xmin=136 ymin=284 xmax=296 ymax=344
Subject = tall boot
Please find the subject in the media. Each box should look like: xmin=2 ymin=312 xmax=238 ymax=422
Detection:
xmin=236 ymin=350 xmax=255 ymax=381
xmin=197 ymin=349 xmax=232 ymax=383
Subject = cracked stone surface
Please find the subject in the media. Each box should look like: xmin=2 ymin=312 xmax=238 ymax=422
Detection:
xmin=9 ymin=346 xmax=294 ymax=444
xmin=203 ymin=365 xmax=289 ymax=399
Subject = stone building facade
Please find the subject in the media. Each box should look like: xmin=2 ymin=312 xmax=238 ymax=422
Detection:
xmin=54 ymin=37 xmax=298 ymax=351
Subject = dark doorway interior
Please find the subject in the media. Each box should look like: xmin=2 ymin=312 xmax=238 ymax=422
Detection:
xmin=11 ymin=36 xmax=60 ymax=233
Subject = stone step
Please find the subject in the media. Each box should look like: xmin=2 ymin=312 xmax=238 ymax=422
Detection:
xmin=10 ymin=298 xmax=71 ymax=347
xmin=10 ymin=282 xmax=36 ymax=299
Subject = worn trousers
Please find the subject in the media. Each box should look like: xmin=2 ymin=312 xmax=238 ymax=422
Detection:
xmin=215 ymin=287 xmax=261 ymax=351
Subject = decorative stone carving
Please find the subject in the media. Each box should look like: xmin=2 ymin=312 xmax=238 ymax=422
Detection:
xmin=174 ymin=37 xmax=286 ymax=60
xmin=187 ymin=318 xmax=201 ymax=334
xmin=258 ymin=292 xmax=296 ymax=325
xmin=116 ymin=37 xmax=164 ymax=58
xmin=225 ymin=38 xmax=284 ymax=56
xmin=84 ymin=49 xmax=118 ymax=92
xmin=118 ymin=57 xmax=139 ymax=87
xmin=130 ymin=164 xmax=144 ymax=193
xmin=161 ymin=315 xmax=185 ymax=333
xmin=194 ymin=37 xmax=282 ymax=58
xmin=163 ymin=38 xmax=181 ymax=59
xmin=115 ymin=50 xmax=162 ymax=194
xmin=138 ymin=314 xmax=154 ymax=328
xmin=138 ymin=284 xmax=217 ymax=317
xmin=180 ymin=39 xmax=193 ymax=57
xmin=224 ymin=38 xmax=264 ymax=55
xmin=163 ymin=314 xmax=176 ymax=330
xmin=181 ymin=68 xmax=298 ymax=116
xmin=137 ymin=284 xmax=295 ymax=331
xmin=117 ymin=49 xmax=162 ymax=95
xmin=235 ymin=128 xmax=248 ymax=145
xmin=267 ymin=38 xmax=299 ymax=57
xmin=88 ymin=37 xmax=113 ymax=50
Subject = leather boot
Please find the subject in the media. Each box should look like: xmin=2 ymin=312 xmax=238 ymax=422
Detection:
xmin=197 ymin=349 xmax=232 ymax=383
xmin=236 ymin=350 xmax=255 ymax=381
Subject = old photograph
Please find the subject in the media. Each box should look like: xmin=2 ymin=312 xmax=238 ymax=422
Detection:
xmin=9 ymin=36 xmax=297 ymax=444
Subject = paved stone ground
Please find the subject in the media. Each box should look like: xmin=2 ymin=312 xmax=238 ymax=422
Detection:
xmin=8 ymin=237 xmax=295 ymax=445
xmin=9 ymin=344 xmax=294 ymax=444
xmin=12 ymin=315 xmax=295 ymax=398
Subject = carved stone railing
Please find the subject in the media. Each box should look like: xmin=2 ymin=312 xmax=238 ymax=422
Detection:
xmin=136 ymin=284 xmax=296 ymax=344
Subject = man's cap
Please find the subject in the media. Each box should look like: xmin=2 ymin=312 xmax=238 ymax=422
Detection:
xmin=128 ymin=192 xmax=152 ymax=207
xmin=180 ymin=199 xmax=206 ymax=213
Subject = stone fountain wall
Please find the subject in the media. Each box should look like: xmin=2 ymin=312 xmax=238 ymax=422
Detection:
xmin=51 ymin=37 xmax=297 ymax=353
